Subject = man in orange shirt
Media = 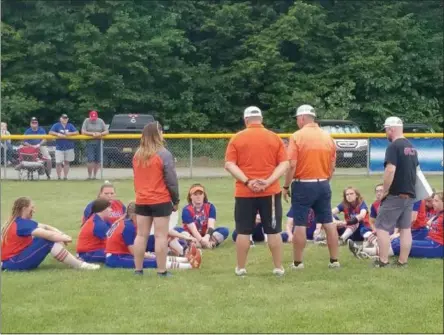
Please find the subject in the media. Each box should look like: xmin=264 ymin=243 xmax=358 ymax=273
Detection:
xmin=225 ymin=106 xmax=289 ymax=277
xmin=283 ymin=104 xmax=340 ymax=269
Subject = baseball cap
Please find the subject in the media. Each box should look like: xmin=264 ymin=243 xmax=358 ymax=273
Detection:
xmin=383 ymin=116 xmax=403 ymax=128
xmin=294 ymin=104 xmax=316 ymax=117
xmin=89 ymin=110 xmax=98 ymax=120
xmin=189 ymin=185 xmax=204 ymax=194
xmin=61 ymin=114 xmax=68 ymax=119
xmin=30 ymin=117 xmax=38 ymax=123
xmin=243 ymin=106 xmax=262 ymax=118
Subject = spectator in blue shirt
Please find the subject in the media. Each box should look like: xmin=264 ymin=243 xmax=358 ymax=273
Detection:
xmin=23 ymin=117 xmax=52 ymax=179
xmin=49 ymin=114 xmax=78 ymax=180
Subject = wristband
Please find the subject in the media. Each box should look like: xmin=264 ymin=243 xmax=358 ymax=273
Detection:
xmin=244 ymin=179 xmax=251 ymax=186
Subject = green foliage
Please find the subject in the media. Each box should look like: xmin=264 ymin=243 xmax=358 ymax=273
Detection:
xmin=1 ymin=0 xmax=442 ymax=132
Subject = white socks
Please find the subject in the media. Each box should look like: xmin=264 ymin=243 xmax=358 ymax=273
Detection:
xmin=50 ymin=243 xmax=99 ymax=270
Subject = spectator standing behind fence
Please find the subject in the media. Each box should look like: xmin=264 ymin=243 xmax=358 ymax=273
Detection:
xmin=374 ymin=116 xmax=418 ymax=268
xmin=0 ymin=122 xmax=13 ymax=165
xmin=49 ymin=114 xmax=78 ymax=180
xmin=81 ymin=110 xmax=108 ymax=180
xmin=132 ymin=121 xmax=180 ymax=277
xmin=23 ymin=117 xmax=52 ymax=179
xmin=283 ymin=104 xmax=340 ymax=270
xmin=225 ymin=106 xmax=289 ymax=277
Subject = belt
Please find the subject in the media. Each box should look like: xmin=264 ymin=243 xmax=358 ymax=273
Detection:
xmin=294 ymin=179 xmax=327 ymax=183
xmin=398 ymin=193 xmax=411 ymax=199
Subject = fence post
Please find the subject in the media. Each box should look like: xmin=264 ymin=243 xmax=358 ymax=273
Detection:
xmin=366 ymin=137 xmax=371 ymax=176
xmin=3 ymin=143 xmax=7 ymax=180
xmin=100 ymin=139 xmax=104 ymax=180
xmin=189 ymin=138 xmax=193 ymax=178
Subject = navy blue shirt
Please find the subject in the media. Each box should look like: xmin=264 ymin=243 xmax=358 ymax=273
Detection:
xmin=49 ymin=122 xmax=77 ymax=151
xmin=24 ymin=127 xmax=47 ymax=145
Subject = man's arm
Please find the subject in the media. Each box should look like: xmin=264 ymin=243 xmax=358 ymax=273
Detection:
xmin=284 ymin=160 xmax=296 ymax=188
xmin=224 ymin=161 xmax=249 ymax=184
xmin=262 ymin=161 xmax=289 ymax=187
xmin=383 ymin=163 xmax=396 ymax=194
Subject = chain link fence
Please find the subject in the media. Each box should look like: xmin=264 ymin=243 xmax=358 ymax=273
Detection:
xmin=1 ymin=137 xmax=373 ymax=181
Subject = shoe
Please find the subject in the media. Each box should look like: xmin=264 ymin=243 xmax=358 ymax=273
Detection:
xmin=372 ymin=259 xmax=390 ymax=268
xmin=328 ymin=261 xmax=341 ymax=269
xmin=394 ymin=260 xmax=408 ymax=268
xmin=134 ymin=270 xmax=144 ymax=275
xmin=348 ymin=239 xmax=362 ymax=259
xmin=339 ymin=238 xmax=347 ymax=246
xmin=185 ymin=243 xmax=198 ymax=261
xmin=157 ymin=271 xmax=173 ymax=277
xmin=235 ymin=267 xmax=247 ymax=276
xmin=290 ymin=262 xmax=305 ymax=270
xmin=250 ymin=240 xmax=255 ymax=248
xmin=316 ymin=240 xmax=327 ymax=246
xmin=80 ymin=262 xmax=100 ymax=270
xmin=272 ymin=267 xmax=285 ymax=276
xmin=190 ymin=249 xmax=202 ymax=269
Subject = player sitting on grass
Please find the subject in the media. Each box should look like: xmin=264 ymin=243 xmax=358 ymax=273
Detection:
xmin=285 ymin=208 xmax=325 ymax=243
xmin=178 ymin=184 xmax=229 ymax=249
xmin=76 ymin=199 xmax=112 ymax=263
xmin=82 ymin=181 xmax=126 ymax=225
xmin=1 ymin=197 xmax=99 ymax=271
xmin=332 ymin=186 xmax=369 ymax=245
xmin=361 ymin=183 xmax=384 ymax=248
xmin=105 ymin=202 xmax=201 ymax=270
xmin=348 ymin=192 xmax=444 ymax=261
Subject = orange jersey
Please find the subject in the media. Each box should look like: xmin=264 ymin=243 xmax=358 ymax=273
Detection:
xmin=1 ymin=218 xmax=38 ymax=261
xmin=105 ymin=219 xmax=136 ymax=255
xmin=76 ymin=214 xmax=110 ymax=253
xmin=133 ymin=148 xmax=179 ymax=205
xmin=287 ymin=123 xmax=336 ymax=179
xmin=225 ymin=124 xmax=287 ymax=197
xmin=427 ymin=211 xmax=443 ymax=245
xmin=412 ymin=200 xmax=428 ymax=230
xmin=82 ymin=199 xmax=126 ymax=225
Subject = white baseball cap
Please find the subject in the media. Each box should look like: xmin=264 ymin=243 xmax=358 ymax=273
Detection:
xmin=243 ymin=106 xmax=262 ymax=118
xmin=294 ymin=104 xmax=316 ymax=117
xmin=383 ymin=116 xmax=403 ymax=128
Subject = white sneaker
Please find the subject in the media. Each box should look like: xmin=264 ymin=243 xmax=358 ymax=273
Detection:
xmin=328 ymin=261 xmax=341 ymax=269
xmin=272 ymin=267 xmax=285 ymax=276
xmin=80 ymin=262 xmax=101 ymax=270
xmin=290 ymin=262 xmax=305 ymax=270
xmin=235 ymin=267 xmax=247 ymax=276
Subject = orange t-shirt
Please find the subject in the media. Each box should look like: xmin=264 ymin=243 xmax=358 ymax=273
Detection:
xmin=133 ymin=147 xmax=180 ymax=205
xmin=287 ymin=123 xmax=336 ymax=179
xmin=225 ymin=124 xmax=287 ymax=198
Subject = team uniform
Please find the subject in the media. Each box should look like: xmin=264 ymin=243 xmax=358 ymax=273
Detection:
xmin=391 ymin=211 xmax=443 ymax=258
xmin=411 ymin=200 xmax=429 ymax=240
xmin=76 ymin=214 xmax=110 ymax=263
xmin=1 ymin=218 xmax=55 ymax=271
xmin=105 ymin=219 xmax=158 ymax=268
xmin=286 ymin=207 xmax=317 ymax=240
xmin=82 ymin=199 xmax=126 ymax=225
xmin=178 ymin=202 xmax=229 ymax=246
xmin=335 ymin=201 xmax=369 ymax=241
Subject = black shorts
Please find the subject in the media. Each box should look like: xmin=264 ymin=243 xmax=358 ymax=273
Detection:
xmin=234 ymin=193 xmax=282 ymax=235
xmin=135 ymin=202 xmax=172 ymax=217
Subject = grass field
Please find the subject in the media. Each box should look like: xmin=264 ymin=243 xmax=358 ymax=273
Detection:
xmin=1 ymin=176 xmax=443 ymax=334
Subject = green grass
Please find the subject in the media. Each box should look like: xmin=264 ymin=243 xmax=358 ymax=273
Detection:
xmin=1 ymin=176 xmax=443 ymax=334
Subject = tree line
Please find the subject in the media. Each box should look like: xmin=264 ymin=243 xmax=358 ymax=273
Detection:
xmin=1 ymin=0 xmax=443 ymax=133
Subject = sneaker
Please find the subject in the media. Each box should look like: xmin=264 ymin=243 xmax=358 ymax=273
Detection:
xmin=157 ymin=271 xmax=173 ymax=277
xmin=348 ymin=239 xmax=362 ymax=259
xmin=185 ymin=243 xmax=198 ymax=261
xmin=272 ymin=267 xmax=285 ymax=276
xmin=372 ymin=259 xmax=390 ymax=268
xmin=80 ymin=262 xmax=100 ymax=270
xmin=250 ymin=240 xmax=255 ymax=248
xmin=134 ymin=270 xmax=144 ymax=275
xmin=235 ymin=267 xmax=247 ymax=276
xmin=328 ymin=261 xmax=341 ymax=269
xmin=394 ymin=260 xmax=408 ymax=268
xmin=316 ymin=240 xmax=328 ymax=246
xmin=290 ymin=262 xmax=305 ymax=270
xmin=339 ymin=238 xmax=347 ymax=246
xmin=190 ymin=249 xmax=202 ymax=269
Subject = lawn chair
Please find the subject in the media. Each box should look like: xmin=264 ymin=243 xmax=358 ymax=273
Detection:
xmin=14 ymin=146 xmax=46 ymax=181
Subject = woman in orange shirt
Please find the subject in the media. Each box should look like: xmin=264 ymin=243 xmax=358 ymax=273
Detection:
xmin=132 ymin=121 xmax=180 ymax=277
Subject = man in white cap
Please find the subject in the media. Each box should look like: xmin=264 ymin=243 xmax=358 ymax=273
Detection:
xmin=373 ymin=116 xmax=419 ymax=267
xmin=283 ymin=104 xmax=340 ymax=269
xmin=225 ymin=106 xmax=289 ymax=276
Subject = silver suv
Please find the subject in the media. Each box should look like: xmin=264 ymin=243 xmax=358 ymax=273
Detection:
xmin=317 ymin=120 xmax=367 ymax=167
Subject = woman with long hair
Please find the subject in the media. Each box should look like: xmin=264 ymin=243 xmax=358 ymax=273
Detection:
xmin=179 ymin=183 xmax=229 ymax=249
xmin=1 ymin=197 xmax=99 ymax=271
xmin=105 ymin=202 xmax=201 ymax=270
xmin=82 ymin=181 xmax=126 ymax=225
xmin=332 ymin=186 xmax=369 ymax=244
xmin=76 ymin=199 xmax=112 ymax=263
xmin=132 ymin=121 xmax=180 ymax=277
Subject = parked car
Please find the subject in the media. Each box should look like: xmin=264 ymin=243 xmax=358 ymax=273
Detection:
xmin=317 ymin=120 xmax=367 ymax=168
xmin=402 ymin=123 xmax=435 ymax=134
xmin=103 ymin=114 xmax=155 ymax=167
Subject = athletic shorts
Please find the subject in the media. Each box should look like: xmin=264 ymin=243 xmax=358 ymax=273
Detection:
xmin=55 ymin=149 xmax=75 ymax=164
xmin=375 ymin=195 xmax=414 ymax=232
xmin=105 ymin=254 xmax=157 ymax=268
xmin=2 ymin=238 xmax=53 ymax=271
xmin=135 ymin=202 xmax=173 ymax=218
xmin=234 ymin=193 xmax=282 ymax=235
